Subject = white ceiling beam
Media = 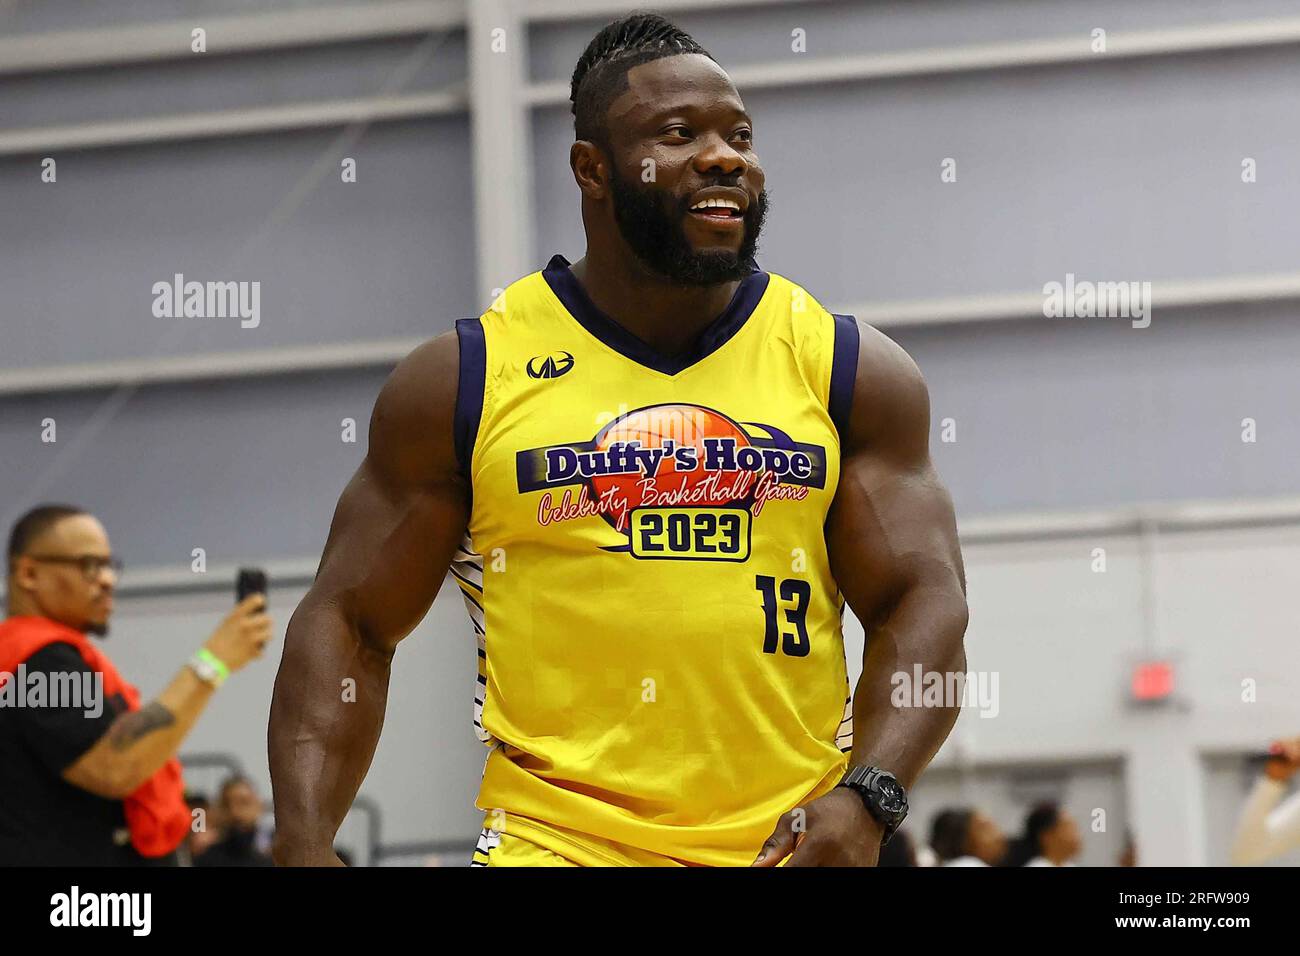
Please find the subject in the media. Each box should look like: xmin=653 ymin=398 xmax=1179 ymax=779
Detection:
xmin=7 ymin=17 xmax=1300 ymax=154
xmin=0 ymin=88 xmax=466 ymax=155
xmin=0 ymin=338 xmax=426 ymax=397
xmin=0 ymin=0 xmax=832 ymax=78
xmin=523 ymin=15 xmax=1300 ymax=104
xmin=6 ymin=494 xmax=1294 ymax=600
xmin=3 ymin=267 xmax=1299 ymax=397
xmin=521 ymin=0 xmax=828 ymax=22
xmin=0 ymin=0 xmax=466 ymax=76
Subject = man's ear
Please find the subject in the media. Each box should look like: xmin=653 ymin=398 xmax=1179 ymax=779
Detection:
xmin=571 ymin=141 xmax=610 ymax=199
xmin=10 ymin=556 xmax=39 ymax=596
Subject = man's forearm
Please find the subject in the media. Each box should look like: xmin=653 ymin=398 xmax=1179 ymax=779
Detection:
xmin=269 ymin=600 xmax=392 ymax=864
xmin=96 ymin=666 xmax=214 ymax=793
xmin=847 ymin=582 xmax=968 ymax=787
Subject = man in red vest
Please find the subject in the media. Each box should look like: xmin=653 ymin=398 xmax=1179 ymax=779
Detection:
xmin=0 ymin=504 xmax=272 ymax=866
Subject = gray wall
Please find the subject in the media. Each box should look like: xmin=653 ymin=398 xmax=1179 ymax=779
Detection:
xmin=4 ymin=0 xmax=1300 ymax=862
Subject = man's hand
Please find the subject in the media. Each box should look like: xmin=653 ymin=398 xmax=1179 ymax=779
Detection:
xmin=752 ymin=787 xmax=883 ymax=867
xmin=1265 ymin=736 xmax=1300 ymax=781
xmin=204 ymin=594 xmax=274 ymax=673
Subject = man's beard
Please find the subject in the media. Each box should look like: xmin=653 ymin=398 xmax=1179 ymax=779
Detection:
xmin=608 ymin=165 xmax=768 ymax=287
xmin=86 ymin=620 xmax=109 ymax=638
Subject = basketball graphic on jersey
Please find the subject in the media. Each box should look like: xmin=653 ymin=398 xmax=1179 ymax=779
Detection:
xmin=516 ymin=402 xmax=828 ymax=558
xmin=588 ymin=404 xmax=753 ymax=518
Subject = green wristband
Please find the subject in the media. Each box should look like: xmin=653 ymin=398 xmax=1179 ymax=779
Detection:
xmin=192 ymin=648 xmax=231 ymax=687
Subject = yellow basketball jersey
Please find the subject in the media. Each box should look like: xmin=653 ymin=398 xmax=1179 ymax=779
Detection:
xmin=451 ymin=253 xmax=861 ymax=867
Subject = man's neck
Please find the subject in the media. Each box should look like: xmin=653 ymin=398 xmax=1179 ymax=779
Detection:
xmin=570 ymin=249 xmax=742 ymax=360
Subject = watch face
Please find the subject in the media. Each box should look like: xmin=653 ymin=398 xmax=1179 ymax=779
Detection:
xmin=191 ymin=660 xmax=218 ymax=684
xmin=877 ymin=780 xmax=906 ymax=814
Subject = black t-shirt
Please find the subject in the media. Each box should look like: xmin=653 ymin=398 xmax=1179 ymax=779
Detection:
xmin=0 ymin=642 xmax=172 ymax=866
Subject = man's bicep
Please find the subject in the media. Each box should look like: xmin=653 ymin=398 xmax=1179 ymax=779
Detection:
xmin=828 ymin=323 xmax=964 ymax=615
xmin=828 ymin=454 xmax=962 ymax=615
xmin=308 ymin=332 xmax=471 ymax=650
xmin=314 ymin=456 xmax=470 ymax=648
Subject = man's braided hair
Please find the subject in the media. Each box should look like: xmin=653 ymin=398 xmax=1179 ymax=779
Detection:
xmin=569 ymin=12 xmax=715 ymax=154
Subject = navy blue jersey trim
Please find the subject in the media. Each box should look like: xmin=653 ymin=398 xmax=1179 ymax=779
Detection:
xmin=540 ymin=253 xmax=769 ymax=376
xmin=453 ymin=317 xmax=486 ymax=479
xmin=829 ymin=313 xmax=860 ymax=441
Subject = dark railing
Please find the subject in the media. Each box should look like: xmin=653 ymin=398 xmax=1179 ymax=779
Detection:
xmin=178 ymin=752 xmax=245 ymax=784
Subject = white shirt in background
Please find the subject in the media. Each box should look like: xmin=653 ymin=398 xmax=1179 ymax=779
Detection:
xmin=1230 ymin=776 xmax=1300 ymax=865
xmin=943 ymin=855 xmax=989 ymax=866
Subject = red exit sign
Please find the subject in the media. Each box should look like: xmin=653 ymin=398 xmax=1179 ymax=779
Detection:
xmin=1131 ymin=660 xmax=1176 ymax=702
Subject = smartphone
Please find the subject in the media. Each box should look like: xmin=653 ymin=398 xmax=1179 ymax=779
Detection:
xmin=1247 ymin=748 xmax=1290 ymax=774
xmin=236 ymin=567 xmax=268 ymax=606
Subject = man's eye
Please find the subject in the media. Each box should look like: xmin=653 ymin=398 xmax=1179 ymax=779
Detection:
xmin=734 ymin=129 xmax=753 ymax=142
xmin=665 ymin=126 xmax=692 ymax=138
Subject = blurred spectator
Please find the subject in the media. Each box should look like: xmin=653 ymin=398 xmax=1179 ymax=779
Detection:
xmin=1230 ymin=735 xmax=1300 ymax=864
xmin=180 ymin=792 xmax=221 ymax=865
xmin=1003 ymin=802 xmax=1081 ymax=867
xmin=930 ymin=807 xmax=1007 ymax=866
xmin=1117 ymin=829 xmax=1137 ymax=867
xmin=193 ymin=775 xmax=273 ymax=867
xmin=0 ymin=505 xmax=271 ymax=866
xmin=876 ymin=827 xmax=917 ymax=867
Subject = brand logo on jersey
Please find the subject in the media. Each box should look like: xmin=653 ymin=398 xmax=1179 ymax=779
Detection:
xmin=516 ymin=403 xmax=828 ymax=558
xmin=526 ymin=351 xmax=575 ymax=379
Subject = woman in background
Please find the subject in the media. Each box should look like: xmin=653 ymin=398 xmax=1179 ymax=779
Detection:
xmin=1231 ymin=736 xmax=1300 ymax=865
xmin=930 ymin=807 xmax=1007 ymax=867
xmin=1001 ymin=802 xmax=1081 ymax=867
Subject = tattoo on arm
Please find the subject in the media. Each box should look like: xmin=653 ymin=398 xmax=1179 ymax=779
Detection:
xmin=107 ymin=702 xmax=177 ymax=751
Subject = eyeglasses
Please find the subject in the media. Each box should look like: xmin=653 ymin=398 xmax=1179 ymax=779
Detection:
xmin=26 ymin=554 xmax=124 ymax=581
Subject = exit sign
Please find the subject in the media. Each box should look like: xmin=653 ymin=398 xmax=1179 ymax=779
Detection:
xmin=1131 ymin=660 xmax=1176 ymax=702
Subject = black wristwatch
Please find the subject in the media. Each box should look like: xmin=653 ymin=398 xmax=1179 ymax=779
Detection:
xmin=837 ymin=766 xmax=908 ymax=845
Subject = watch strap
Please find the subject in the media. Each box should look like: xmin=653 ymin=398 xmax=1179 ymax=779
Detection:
xmin=838 ymin=765 xmax=908 ymax=844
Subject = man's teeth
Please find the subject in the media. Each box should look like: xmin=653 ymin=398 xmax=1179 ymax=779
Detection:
xmin=691 ymin=198 xmax=741 ymax=212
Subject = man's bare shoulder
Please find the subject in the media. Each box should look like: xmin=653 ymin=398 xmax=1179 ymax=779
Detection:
xmin=369 ymin=330 xmax=462 ymax=482
xmin=843 ymin=319 xmax=930 ymax=463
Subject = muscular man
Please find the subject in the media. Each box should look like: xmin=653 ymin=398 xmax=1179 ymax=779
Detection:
xmin=269 ymin=13 xmax=967 ymax=867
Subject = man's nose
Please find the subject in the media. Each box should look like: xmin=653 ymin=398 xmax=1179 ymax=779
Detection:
xmin=694 ymin=133 xmax=747 ymax=176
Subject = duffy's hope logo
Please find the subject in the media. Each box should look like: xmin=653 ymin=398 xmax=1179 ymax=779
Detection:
xmin=515 ymin=403 xmax=827 ymax=558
